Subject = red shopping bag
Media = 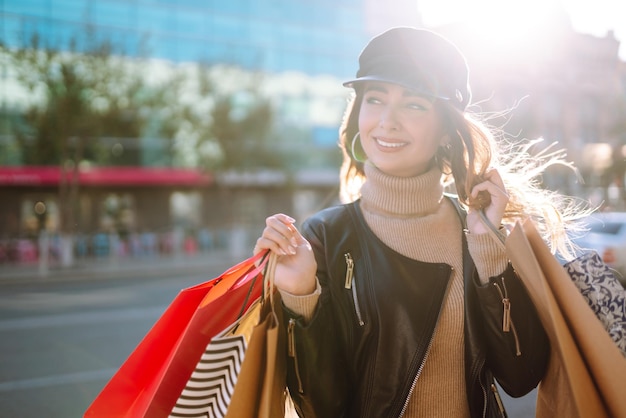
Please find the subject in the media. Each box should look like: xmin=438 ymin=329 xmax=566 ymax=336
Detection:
xmin=84 ymin=251 xmax=269 ymax=418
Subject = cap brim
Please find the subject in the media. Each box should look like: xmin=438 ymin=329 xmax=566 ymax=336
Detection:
xmin=342 ymin=75 xmax=451 ymax=101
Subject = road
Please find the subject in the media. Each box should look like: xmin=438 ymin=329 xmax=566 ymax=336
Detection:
xmin=0 ymin=271 xmax=212 ymax=417
xmin=0 ymin=270 xmax=537 ymax=417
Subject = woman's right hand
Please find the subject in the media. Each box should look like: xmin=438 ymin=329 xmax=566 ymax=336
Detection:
xmin=254 ymin=214 xmax=317 ymax=296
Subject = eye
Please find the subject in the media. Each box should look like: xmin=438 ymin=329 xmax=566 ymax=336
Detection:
xmin=406 ymin=102 xmax=428 ymax=111
xmin=364 ymin=94 xmax=383 ymax=105
xmin=405 ymin=97 xmax=433 ymax=111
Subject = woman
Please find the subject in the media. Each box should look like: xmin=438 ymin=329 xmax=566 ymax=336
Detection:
xmin=255 ymin=27 xmax=581 ymax=418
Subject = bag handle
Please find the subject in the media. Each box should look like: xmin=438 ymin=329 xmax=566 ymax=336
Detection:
xmin=263 ymin=251 xmax=279 ymax=307
xmin=477 ymin=209 xmax=507 ymax=250
xmin=233 ymin=250 xmax=278 ymax=319
xmin=203 ymin=250 xmax=269 ymax=309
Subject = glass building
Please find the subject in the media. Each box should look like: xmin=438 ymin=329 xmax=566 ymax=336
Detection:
xmin=1 ymin=0 xmax=422 ymax=162
xmin=1 ymin=0 xmax=420 ymax=79
xmin=0 ymin=0 xmax=423 ymax=247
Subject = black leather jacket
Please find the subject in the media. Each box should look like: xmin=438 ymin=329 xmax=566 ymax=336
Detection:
xmin=284 ymin=200 xmax=549 ymax=418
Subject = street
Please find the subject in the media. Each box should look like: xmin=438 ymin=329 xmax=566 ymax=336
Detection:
xmin=0 ymin=271 xmax=210 ymax=417
xmin=0 ymin=270 xmax=537 ymax=417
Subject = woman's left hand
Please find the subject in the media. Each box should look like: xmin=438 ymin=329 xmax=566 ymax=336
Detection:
xmin=466 ymin=168 xmax=509 ymax=235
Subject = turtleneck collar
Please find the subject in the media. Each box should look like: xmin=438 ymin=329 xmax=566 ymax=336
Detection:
xmin=360 ymin=162 xmax=445 ymax=218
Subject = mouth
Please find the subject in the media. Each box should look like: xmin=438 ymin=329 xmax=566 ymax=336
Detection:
xmin=374 ymin=136 xmax=407 ymax=149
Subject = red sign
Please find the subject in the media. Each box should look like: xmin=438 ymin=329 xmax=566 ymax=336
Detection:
xmin=0 ymin=166 xmax=213 ymax=187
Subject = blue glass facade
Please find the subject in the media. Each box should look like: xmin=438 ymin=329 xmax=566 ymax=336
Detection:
xmin=0 ymin=0 xmax=421 ymax=159
xmin=0 ymin=0 xmax=390 ymax=79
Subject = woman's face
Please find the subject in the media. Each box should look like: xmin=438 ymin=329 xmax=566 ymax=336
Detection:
xmin=358 ymin=81 xmax=446 ymax=177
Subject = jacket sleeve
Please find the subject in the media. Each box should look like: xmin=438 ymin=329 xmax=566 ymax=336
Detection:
xmin=472 ymin=264 xmax=550 ymax=397
xmin=282 ymin=217 xmax=350 ymax=417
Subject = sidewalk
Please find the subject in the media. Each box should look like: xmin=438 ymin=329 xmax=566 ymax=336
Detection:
xmin=0 ymin=249 xmax=247 ymax=285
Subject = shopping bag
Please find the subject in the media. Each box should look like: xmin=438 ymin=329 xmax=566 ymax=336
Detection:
xmin=505 ymin=219 xmax=626 ymax=418
xmin=169 ymin=252 xmax=287 ymax=418
xmin=562 ymin=251 xmax=626 ymax=357
xmin=84 ymin=250 xmax=270 ymax=418
xmin=226 ymin=252 xmax=287 ymax=418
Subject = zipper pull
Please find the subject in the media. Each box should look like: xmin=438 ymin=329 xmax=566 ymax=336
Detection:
xmin=493 ymin=280 xmax=511 ymax=332
xmin=344 ymin=253 xmax=354 ymax=289
xmin=501 ymin=277 xmax=511 ymax=333
xmin=502 ymin=298 xmax=511 ymax=332
xmin=493 ymin=278 xmax=522 ymax=355
xmin=288 ymin=318 xmax=296 ymax=357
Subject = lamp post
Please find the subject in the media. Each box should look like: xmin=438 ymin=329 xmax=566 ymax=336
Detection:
xmin=35 ymin=201 xmax=49 ymax=276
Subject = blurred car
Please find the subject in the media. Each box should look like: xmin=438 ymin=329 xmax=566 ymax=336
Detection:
xmin=573 ymin=212 xmax=626 ymax=286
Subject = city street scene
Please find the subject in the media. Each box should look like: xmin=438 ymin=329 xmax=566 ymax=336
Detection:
xmin=0 ymin=259 xmax=539 ymax=417
xmin=1 ymin=0 xmax=625 ymax=417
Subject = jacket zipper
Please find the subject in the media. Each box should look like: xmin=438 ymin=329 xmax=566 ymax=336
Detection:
xmin=399 ymin=267 xmax=455 ymax=417
xmin=344 ymin=253 xmax=365 ymax=326
xmin=493 ymin=277 xmax=522 ymax=356
xmin=287 ymin=318 xmax=304 ymax=394
xmin=491 ymin=383 xmax=507 ymax=417
xmin=286 ymin=253 xmax=364 ymax=398
xmin=480 ymin=372 xmax=488 ymax=418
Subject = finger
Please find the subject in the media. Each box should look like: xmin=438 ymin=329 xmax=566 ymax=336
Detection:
xmin=255 ymin=233 xmax=292 ymax=256
xmin=271 ymin=213 xmax=296 ymax=225
xmin=471 ymin=174 xmax=508 ymax=199
xmin=263 ymin=222 xmax=300 ymax=255
xmin=267 ymin=216 xmax=299 ymax=247
xmin=266 ymin=214 xmax=297 ymax=236
xmin=482 ymin=168 xmax=506 ymax=189
xmin=287 ymin=224 xmax=311 ymax=248
xmin=471 ymin=182 xmax=507 ymax=200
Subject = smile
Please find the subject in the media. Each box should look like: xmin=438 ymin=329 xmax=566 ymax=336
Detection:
xmin=375 ymin=137 xmax=407 ymax=148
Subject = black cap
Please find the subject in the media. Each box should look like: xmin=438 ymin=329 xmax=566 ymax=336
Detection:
xmin=344 ymin=27 xmax=471 ymax=110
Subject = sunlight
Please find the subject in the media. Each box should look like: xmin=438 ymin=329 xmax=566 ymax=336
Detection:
xmin=420 ymin=0 xmax=566 ymax=58
xmin=468 ymin=1 xmax=561 ymax=43
xmin=565 ymin=0 xmax=622 ymax=37
xmin=420 ymin=0 xmax=625 ymax=59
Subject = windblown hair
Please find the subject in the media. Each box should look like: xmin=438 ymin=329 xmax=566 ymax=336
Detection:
xmin=338 ymin=90 xmax=591 ymax=260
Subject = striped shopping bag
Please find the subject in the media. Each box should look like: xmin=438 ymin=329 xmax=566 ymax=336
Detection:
xmin=169 ymin=252 xmax=288 ymax=418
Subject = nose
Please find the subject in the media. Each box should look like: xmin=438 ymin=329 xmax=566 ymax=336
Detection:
xmin=379 ymin=105 xmax=400 ymax=130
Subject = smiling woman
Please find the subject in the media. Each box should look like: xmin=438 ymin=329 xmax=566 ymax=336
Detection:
xmin=250 ymin=26 xmax=597 ymax=418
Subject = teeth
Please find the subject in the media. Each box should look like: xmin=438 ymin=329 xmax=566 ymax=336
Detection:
xmin=376 ymin=138 xmax=406 ymax=148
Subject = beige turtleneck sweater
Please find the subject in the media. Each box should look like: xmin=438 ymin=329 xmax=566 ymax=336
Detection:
xmin=281 ymin=162 xmax=507 ymax=417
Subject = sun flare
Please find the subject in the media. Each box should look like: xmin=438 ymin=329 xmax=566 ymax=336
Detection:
xmin=421 ymin=0 xmax=567 ymax=55
xmin=419 ymin=0 xmax=625 ymax=59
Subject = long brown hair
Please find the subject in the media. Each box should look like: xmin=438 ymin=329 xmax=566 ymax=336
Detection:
xmin=338 ymin=89 xmax=590 ymax=259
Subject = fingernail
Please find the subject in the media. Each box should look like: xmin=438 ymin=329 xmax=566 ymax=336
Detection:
xmin=290 ymin=237 xmax=298 ymax=247
xmin=288 ymin=246 xmax=296 ymax=255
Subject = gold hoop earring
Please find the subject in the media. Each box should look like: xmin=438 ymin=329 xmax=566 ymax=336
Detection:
xmin=351 ymin=132 xmax=367 ymax=163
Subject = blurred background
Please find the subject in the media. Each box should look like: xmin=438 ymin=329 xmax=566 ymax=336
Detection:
xmin=0 ymin=0 xmax=624 ymax=270
xmin=0 ymin=1 xmax=625 ymax=416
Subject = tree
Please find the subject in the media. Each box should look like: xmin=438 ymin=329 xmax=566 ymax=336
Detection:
xmin=2 ymin=34 xmax=174 ymax=264
xmin=1 ymin=33 xmax=299 ymax=264
xmin=8 ymin=37 xmax=115 ymax=243
xmin=210 ymin=92 xmax=277 ymax=169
